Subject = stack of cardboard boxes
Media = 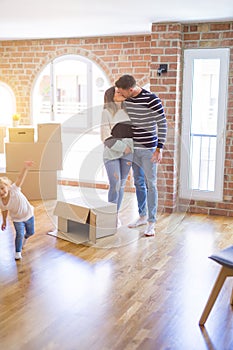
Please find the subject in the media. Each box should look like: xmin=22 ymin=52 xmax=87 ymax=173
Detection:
xmin=0 ymin=123 xmax=62 ymax=200
xmin=1 ymin=123 xmax=118 ymax=243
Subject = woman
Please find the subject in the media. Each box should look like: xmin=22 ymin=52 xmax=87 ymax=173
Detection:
xmin=101 ymin=86 xmax=133 ymax=227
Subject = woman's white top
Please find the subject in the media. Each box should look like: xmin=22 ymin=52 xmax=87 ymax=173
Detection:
xmin=0 ymin=183 xmax=34 ymax=222
xmin=101 ymin=108 xmax=134 ymax=160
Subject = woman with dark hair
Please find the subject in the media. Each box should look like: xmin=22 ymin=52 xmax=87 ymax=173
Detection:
xmin=101 ymin=86 xmax=133 ymax=227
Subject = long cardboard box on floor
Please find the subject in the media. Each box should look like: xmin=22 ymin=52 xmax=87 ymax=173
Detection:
xmin=5 ymin=142 xmax=63 ymax=172
xmin=0 ymin=171 xmax=57 ymax=200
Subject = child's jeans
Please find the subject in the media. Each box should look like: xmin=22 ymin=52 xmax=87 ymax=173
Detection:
xmin=13 ymin=216 xmax=35 ymax=252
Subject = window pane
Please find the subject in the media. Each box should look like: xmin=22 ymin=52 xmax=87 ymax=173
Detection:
xmin=53 ymin=60 xmax=88 ymax=123
xmin=33 ymin=65 xmax=51 ymax=123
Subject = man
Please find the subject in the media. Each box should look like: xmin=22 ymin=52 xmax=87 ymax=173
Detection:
xmin=115 ymin=74 xmax=167 ymax=236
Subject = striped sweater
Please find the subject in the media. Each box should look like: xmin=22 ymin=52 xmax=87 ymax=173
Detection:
xmin=124 ymin=88 xmax=167 ymax=149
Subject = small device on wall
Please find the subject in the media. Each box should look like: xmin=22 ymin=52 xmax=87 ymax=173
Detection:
xmin=157 ymin=64 xmax=168 ymax=76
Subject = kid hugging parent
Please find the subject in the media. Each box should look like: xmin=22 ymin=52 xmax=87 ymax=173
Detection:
xmin=115 ymin=74 xmax=167 ymax=236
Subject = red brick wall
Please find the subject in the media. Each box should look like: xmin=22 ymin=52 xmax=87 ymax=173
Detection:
xmin=0 ymin=21 xmax=233 ymax=216
xmin=151 ymin=23 xmax=183 ymax=213
xmin=0 ymin=35 xmax=151 ymax=123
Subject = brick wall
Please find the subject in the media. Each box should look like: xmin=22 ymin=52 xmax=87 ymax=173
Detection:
xmin=0 ymin=21 xmax=233 ymax=216
xmin=0 ymin=35 xmax=151 ymax=123
xmin=151 ymin=23 xmax=183 ymax=213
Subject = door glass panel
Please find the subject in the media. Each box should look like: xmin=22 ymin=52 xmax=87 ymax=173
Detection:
xmin=190 ymin=59 xmax=220 ymax=191
xmin=180 ymin=48 xmax=229 ymax=202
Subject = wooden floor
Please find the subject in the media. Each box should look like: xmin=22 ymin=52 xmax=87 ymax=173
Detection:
xmin=1 ymin=186 xmax=233 ymax=350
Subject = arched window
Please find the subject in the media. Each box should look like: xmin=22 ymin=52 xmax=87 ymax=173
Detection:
xmin=32 ymin=54 xmax=110 ymax=184
xmin=0 ymin=82 xmax=16 ymax=126
xmin=32 ymin=54 xmax=109 ymax=127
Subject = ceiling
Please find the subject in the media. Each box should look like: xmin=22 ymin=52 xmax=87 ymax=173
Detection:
xmin=0 ymin=0 xmax=233 ymax=40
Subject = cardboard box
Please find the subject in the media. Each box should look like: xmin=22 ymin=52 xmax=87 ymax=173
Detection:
xmin=37 ymin=123 xmax=61 ymax=143
xmin=8 ymin=127 xmax=35 ymax=143
xmin=0 ymin=171 xmax=57 ymax=200
xmin=5 ymin=142 xmax=63 ymax=171
xmin=54 ymin=198 xmax=117 ymax=244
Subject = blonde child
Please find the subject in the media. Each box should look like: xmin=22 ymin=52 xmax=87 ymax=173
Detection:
xmin=0 ymin=161 xmax=34 ymax=260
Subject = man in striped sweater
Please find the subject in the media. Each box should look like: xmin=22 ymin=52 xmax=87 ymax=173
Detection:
xmin=115 ymin=74 xmax=167 ymax=236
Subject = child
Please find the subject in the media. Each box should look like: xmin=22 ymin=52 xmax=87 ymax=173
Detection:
xmin=0 ymin=161 xmax=34 ymax=260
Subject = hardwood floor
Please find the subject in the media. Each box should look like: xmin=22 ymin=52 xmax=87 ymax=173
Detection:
xmin=1 ymin=186 xmax=233 ymax=350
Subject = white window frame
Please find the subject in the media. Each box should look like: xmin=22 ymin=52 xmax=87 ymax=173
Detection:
xmin=180 ymin=48 xmax=230 ymax=202
xmin=31 ymin=54 xmax=109 ymax=129
xmin=0 ymin=82 xmax=16 ymax=126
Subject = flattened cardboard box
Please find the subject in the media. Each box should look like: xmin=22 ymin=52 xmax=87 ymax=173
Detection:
xmin=0 ymin=171 xmax=57 ymax=200
xmin=54 ymin=199 xmax=117 ymax=244
xmin=5 ymin=142 xmax=62 ymax=171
